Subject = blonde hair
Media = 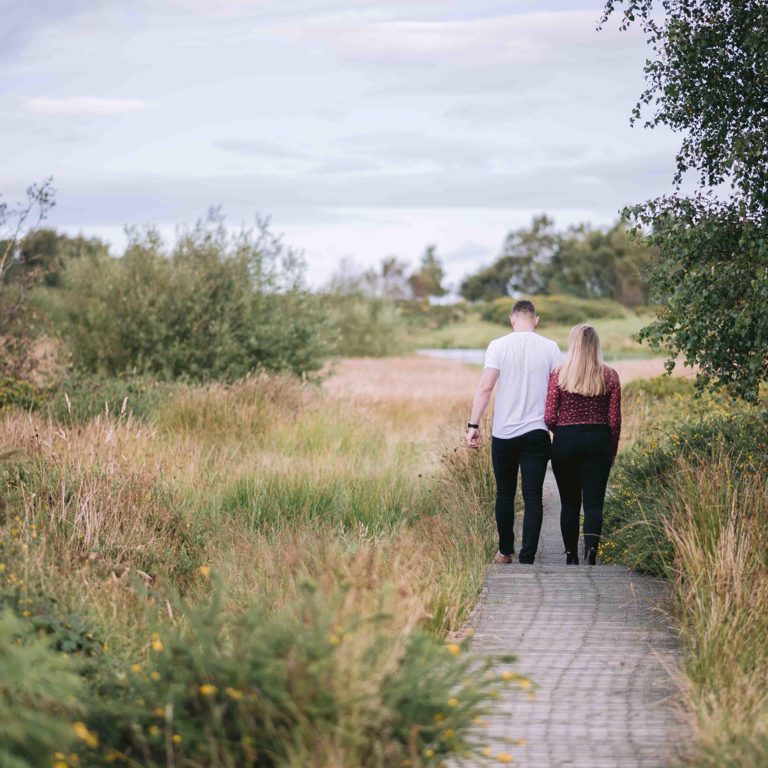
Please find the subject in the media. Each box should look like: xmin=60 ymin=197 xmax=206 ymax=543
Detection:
xmin=558 ymin=324 xmax=606 ymax=396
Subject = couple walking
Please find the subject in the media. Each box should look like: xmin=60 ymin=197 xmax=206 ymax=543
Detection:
xmin=466 ymin=300 xmax=622 ymax=566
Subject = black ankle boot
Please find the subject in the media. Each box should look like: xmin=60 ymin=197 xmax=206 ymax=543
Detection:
xmin=565 ymin=551 xmax=579 ymax=565
xmin=586 ymin=547 xmax=597 ymax=565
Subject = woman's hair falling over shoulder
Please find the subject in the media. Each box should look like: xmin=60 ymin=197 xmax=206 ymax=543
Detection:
xmin=558 ymin=324 xmax=606 ymax=396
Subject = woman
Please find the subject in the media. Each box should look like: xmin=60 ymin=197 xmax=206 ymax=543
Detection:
xmin=544 ymin=324 xmax=621 ymax=565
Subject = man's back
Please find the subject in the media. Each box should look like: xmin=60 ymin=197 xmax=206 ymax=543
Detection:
xmin=484 ymin=331 xmax=563 ymax=439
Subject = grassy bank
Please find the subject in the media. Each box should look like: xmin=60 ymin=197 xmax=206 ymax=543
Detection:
xmin=400 ymin=296 xmax=656 ymax=360
xmin=603 ymin=378 xmax=768 ymax=765
xmin=0 ymin=369 xmax=528 ymax=767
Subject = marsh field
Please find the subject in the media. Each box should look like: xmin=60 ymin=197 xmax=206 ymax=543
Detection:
xmin=4 ymin=335 xmax=766 ymax=767
xmin=0 ymin=243 xmax=765 ymax=767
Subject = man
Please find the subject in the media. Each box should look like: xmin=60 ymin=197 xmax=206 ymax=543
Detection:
xmin=466 ymin=300 xmax=563 ymax=564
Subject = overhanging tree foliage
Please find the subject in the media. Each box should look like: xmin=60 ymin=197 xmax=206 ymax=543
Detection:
xmin=601 ymin=0 xmax=768 ymax=399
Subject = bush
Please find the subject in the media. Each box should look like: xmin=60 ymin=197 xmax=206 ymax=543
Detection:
xmin=398 ymin=301 xmax=469 ymax=330
xmin=603 ymin=409 xmax=768 ymax=574
xmin=0 ymin=608 xmax=84 ymax=767
xmin=78 ymin=584 xmax=520 ymax=767
xmin=480 ymin=294 xmax=627 ymax=327
xmin=0 ymin=377 xmax=44 ymax=411
xmin=60 ymin=217 xmax=331 ymax=380
xmin=323 ymin=294 xmax=408 ymax=357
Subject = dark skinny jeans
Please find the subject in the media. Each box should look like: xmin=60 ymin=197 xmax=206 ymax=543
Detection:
xmin=551 ymin=424 xmax=612 ymax=557
xmin=491 ymin=429 xmax=551 ymax=564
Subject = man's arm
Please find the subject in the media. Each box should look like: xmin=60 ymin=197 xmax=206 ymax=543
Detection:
xmin=466 ymin=367 xmax=500 ymax=448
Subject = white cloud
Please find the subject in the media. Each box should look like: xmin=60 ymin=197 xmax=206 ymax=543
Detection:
xmin=289 ymin=11 xmax=612 ymax=67
xmin=23 ymin=96 xmax=149 ymax=115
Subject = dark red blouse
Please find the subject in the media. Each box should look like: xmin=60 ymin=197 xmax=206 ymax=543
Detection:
xmin=544 ymin=367 xmax=622 ymax=459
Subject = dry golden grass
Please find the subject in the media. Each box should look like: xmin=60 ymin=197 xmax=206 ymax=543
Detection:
xmin=611 ymin=357 xmax=697 ymax=383
xmin=0 ymin=364 xmax=498 ymax=673
xmin=662 ymin=457 xmax=768 ymax=766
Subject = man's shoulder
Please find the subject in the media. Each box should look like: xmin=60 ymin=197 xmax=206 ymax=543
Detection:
xmin=487 ymin=332 xmax=514 ymax=348
xmin=533 ymin=332 xmax=559 ymax=348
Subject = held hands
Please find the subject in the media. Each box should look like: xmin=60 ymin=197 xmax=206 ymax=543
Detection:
xmin=466 ymin=427 xmax=480 ymax=449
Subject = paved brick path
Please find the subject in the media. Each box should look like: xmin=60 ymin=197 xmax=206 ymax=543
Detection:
xmin=466 ymin=471 xmax=682 ymax=767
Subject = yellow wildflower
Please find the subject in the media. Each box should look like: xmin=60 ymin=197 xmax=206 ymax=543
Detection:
xmin=150 ymin=671 xmax=161 ymax=681
xmin=53 ymin=762 xmax=68 ymax=768
xmin=481 ymin=746 xmax=493 ymax=757
xmin=225 ymin=687 xmax=244 ymax=700
xmin=172 ymin=734 xmax=182 ymax=744
xmin=447 ymin=697 xmax=459 ymax=707
xmin=154 ymin=707 xmax=165 ymax=717
xmin=497 ymin=753 xmax=514 ymax=763
xmin=424 ymin=748 xmax=435 ymax=758
xmin=446 ymin=643 xmax=461 ymax=656
xmin=501 ymin=670 xmax=514 ymax=682
xmin=199 ymin=684 xmax=218 ymax=696
xmin=327 ymin=633 xmax=341 ymax=646
xmin=72 ymin=721 xmax=98 ymax=748
xmin=148 ymin=725 xmax=160 ymax=737
xmin=198 ymin=565 xmax=211 ymax=578
xmin=131 ymin=663 xmax=142 ymax=673
xmin=434 ymin=713 xmax=445 ymax=723
xmin=441 ymin=728 xmax=455 ymax=740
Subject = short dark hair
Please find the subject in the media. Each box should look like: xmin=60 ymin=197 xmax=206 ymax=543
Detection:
xmin=511 ymin=299 xmax=536 ymax=316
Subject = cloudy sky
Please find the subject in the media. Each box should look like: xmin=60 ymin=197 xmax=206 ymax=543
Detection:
xmin=1 ymin=0 xmax=681 ymax=288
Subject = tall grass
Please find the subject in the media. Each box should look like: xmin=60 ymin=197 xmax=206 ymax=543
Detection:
xmin=665 ymin=456 xmax=768 ymax=766
xmin=605 ymin=384 xmax=768 ymax=766
xmin=0 ymin=367 xmax=511 ymax=766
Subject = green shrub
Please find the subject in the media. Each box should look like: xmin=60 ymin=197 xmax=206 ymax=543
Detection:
xmin=0 ymin=608 xmax=84 ymax=767
xmin=398 ymin=301 xmax=469 ymax=330
xmin=79 ymin=585 xmax=519 ymax=767
xmin=603 ymin=409 xmax=768 ymax=574
xmin=480 ymin=294 xmax=628 ymax=327
xmin=323 ymin=294 xmax=408 ymax=357
xmin=60 ymin=218 xmax=331 ymax=380
xmin=0 ymin=377 xmax=44 ymax=411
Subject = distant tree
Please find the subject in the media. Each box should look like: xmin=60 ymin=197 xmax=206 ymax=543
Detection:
xmin=548 ymin=221 xmax=653 ymax=305
xmin=0 ymin=179 xmax=55 ymax=379
xmin=408 ymin=245 xmax=446 ymax=299
xmin=460 ymin=215 xmax=556 ymax=301
xmin=377 ymin=256 xmax=411 ymax=300
xmin=602 ymin=0 xmax=768 ymax=399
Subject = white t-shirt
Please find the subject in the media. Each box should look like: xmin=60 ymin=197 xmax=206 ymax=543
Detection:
xmin=484 ymin=331 xmax=564 ymax=439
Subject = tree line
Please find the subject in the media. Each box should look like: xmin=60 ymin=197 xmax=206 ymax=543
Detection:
xmin=458 ymin=215 xmax=653 ymax=306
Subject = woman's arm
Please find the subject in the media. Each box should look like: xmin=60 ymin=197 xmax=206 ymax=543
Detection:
xmin=608 ymin=371 xmax=622 ymax=462
xmin=544 ymin=371 xmax=561 ymax=432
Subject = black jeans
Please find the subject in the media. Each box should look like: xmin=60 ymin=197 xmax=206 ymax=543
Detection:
xmin=491 ymin=429 xmax=551 ymax=563
xmin=551 ymin=424 xmax=612 ymax=557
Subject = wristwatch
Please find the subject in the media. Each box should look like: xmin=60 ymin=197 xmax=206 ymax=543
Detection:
xmin=467 ymin=422 xmax=479 ymax=429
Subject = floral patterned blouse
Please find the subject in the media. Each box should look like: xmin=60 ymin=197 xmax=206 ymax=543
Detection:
xmin=544 ymin=367 xmax=622 ymax=459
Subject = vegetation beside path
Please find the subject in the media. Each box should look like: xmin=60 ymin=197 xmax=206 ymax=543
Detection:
xmin=0 ymin=368 xmax=533 ymax=767
xmin=603 ymin=378 xmax=768 ymax=766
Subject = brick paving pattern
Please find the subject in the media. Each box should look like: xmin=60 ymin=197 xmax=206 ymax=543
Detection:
xmin=466 ymin=471 xmax=682 ymax=767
